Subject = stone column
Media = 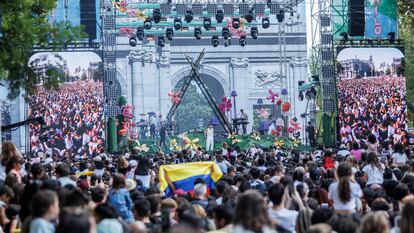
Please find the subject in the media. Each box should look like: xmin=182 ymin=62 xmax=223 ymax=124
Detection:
xmin=125 ymin=56 xmax=133 ymax=104
xmin=230 ymin=57 xmax=250 ymax=132
xmin=129 ymin=50 xmax=145 ymax=119
xmin=158 ymin=47 xmax=171 ymax=117
xmin=142 ymin=48 xmax=159 ymax=115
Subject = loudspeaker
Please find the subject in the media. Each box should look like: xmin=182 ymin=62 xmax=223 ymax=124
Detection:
xmin=80 ymin=0 xmax=97 ymax=40
xmin=348 ymin=0 xmax=365 ymax=37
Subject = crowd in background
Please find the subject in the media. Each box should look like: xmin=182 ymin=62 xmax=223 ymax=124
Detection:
xmin=28 ymin=80 xmax=105 ymax=157
xmin=0 ymin=134 xmax=412 ymax=233
xmin=337 ymin=76 xmax=407 ymax=146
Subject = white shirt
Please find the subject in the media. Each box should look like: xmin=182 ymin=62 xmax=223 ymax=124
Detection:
xmin=328 ymin=181 xmax=362 ymax=212
xmin=362 ymin=164 xmax=384 ymax=185
xmin=267 ymin=208 xmax=298 ymax=233
xmin=206 ymin=128 xmax=214 ymax=138
xmin=393 ymin=153 xmax=407 ymax=165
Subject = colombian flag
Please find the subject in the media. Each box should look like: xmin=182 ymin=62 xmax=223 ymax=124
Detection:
xmin=159 ymin=162 xmax=223 ymax=197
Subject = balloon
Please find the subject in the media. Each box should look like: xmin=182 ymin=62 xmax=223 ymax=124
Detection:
xmin=281 ymin=88 xmax=288 ymax=96
xmin=282 ymin=102 xmax=291 ymax=112
xmin=276 ymin=118 xmax=284 ymax=127
xmin=276 ymin=99 xmax=282 ymax=106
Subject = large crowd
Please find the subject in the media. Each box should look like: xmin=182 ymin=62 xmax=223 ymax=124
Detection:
xmin=0 ymin=134 xmax=412 ymax=233
xmin=28 ymin=80 xmax=105 ymax=157
xmin=337 ymin=76 xmax=407 ymax=146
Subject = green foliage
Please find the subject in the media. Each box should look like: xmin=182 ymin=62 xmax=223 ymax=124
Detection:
xmin=0 ymin=0 xmax=86 ymax=98
xmin=398 ymin=2 xmax=414 ymax=126
xmin=92 ymin=62 xmax=104 ymax=82
xmin=175 ymin=82 xmax=214 ymax=133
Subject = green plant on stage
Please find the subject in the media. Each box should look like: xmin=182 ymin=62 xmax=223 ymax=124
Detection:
xmin=0 ymin=0 xmax=86 ymax=99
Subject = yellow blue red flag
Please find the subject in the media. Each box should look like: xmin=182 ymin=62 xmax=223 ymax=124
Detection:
xmin=159 ymin=162 xmax=223 ymax=197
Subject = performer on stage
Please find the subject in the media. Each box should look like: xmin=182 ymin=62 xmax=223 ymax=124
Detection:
xmin=239 ymin=109 xmax=248 ymax=135
xmin=149 ymin=114 xmax=157 ymax=140
xmin=306 ymin=121 xmax=316 ymax=147
xmin=205 ymin=124 xmax=214 ymax=151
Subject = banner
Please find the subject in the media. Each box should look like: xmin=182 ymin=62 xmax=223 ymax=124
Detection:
xmin=159 ymin=162 xmax=223 ymax=197
xmin=333 ymin=0 xmax=398 ymax=39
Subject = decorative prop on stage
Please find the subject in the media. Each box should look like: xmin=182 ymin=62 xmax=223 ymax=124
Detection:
xmin=282 ymin=102 xmax=291 ymax=113
xmin=183 ymin=136 xmax=201 ymax=150
xmin=267 ymin=89 xmax=279 ymax=103
xmin=168 ymin=91 xmax=181 ymax=105
xmin=132 ymin=140 xmax=149 ymax=153
xmin=165 ymin=50 xmax=233 ymax=134
xmin=219 ymin=96 xmax=232 ymax=113
xmin=116 ymin=96 xmax=135 ymax=150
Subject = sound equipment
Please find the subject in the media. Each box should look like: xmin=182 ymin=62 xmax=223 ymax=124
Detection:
xmin=80 ymin=0 xmax=97 ymax=40
xmin=348 ymin=0 xmax=365 ymax=37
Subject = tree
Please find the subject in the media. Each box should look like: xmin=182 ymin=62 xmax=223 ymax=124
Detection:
xmin=92 ymin=62 xmax=104 ymax=82
xmin=385 ymin=68 xmax=391 ymax=75
xmin=399 ymin=1 xmax=414 ymax=126
xmin=0 ymin=0 xmax=86 ymax=98
xmin=175 ymin=82 xmax=214 ymax=133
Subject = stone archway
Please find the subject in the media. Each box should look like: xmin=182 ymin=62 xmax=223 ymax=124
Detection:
xmin=171 ymin=66 xmax=228 ymax=133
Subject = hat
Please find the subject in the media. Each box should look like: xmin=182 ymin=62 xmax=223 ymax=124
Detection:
xmin=126 ymin=179 xmax=137 ymax=191
xmin=128 ymin=160 xmax=138 ymax=167
xmin=78 ymin=180 xmax=90 ymax=191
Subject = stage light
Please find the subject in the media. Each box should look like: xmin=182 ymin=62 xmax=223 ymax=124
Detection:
xmin=239 ymin=35 xmax=247 ymax=47
xmin=144 ymin=18 xmax=152 ymax=30
xmin=185 ymin=9 xmax=193 ymax=23
xmin=194 ymin=27 xmax=202 ymax=40
xmin=298 ymin=91 xmax=304 ymax=101
xmin=166 ymin=28 xmax=174 ymax=40
xmin=298 ymin=81 xmax=305 ymax=86
xmin=174 ymin=17 xmax=182 ymax=30
xmin=305 ymin=90 xmax=312 ymax=100
xmin=232 ymin=18 xmax=240 ymax=29
xmin=312 ymin=75 xmax=320 ymax=83
xmin=136 ymin=27 xmax=145 ymax=41
xmin=215 ymin=9 xmax=224 ymax=23
xmin=203 ymin=17 xmax=212 ymax=30
xmin=388 ymin=32 xmax=395 ymax=43
xmin=129 ymin=36 xmax=137 ymax=47
xmin=212 ymin=36 xmax=219 ymax=47
xmin=262 ymin=17 xmax=270 ymax=29
xmin=340 ymin=32 xmax=348 ymax=41
xmin=222 ymin=27 xmax=230 ymax=40
xmin=250 ymin=27 xmax=258 ymax=39
xmin=309 ymin=87 xmax=317 ymax=99
xmin=158 ymin=36 xmax=165 ymax=47
xmin=245 ymin=10 xmax=254 ymax=23
xmin=152 ymin=9 xmax=162 ymax=23
xmin=276 ymin=9 xmax=285 ymax=23
xmin=224 ymin=38 xmax=231 ymax=47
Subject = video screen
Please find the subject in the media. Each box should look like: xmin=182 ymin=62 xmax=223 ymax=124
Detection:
xmin=28 ymin=52 xmax=105 ymax=157
xmin=337 ymin=48 xmax=406 ymax=145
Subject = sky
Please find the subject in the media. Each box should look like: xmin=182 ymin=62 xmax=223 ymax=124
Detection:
xmin=29 ymin=52 xmax=102 ymax=74
xmin=337 ymin=48 xmax=404 ymax=67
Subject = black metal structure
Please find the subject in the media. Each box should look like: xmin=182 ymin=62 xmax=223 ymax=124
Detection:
xmin=1 ymin=117 xmax=44 ymax=132
xmin=166 ymin=50 xmax=233 ymax=134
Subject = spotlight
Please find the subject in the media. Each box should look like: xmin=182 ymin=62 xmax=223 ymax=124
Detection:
xmin=166 ymin=28 xmax=174 ymax=40
xmin=215 ymin=9 xmax=224 ymax=23
xmin=309 ymin=87 xmax=317 ymax=99
xmin=312 ymin=75 xmax=320 ymax=83
xmin=212 ymin=36 xmax=219 ymax=47
xmin=305 ymin=90 xmax=312 ymax=100
xmin=222 ymin=27 xmax=231 ymax=40
xmin=276 ymin=9 xmax=285 ymax=23
xmin=194 ymin=27 xmax=202 ymax=40
xmin=152 ymin=9 xmax=162 ymax=23
xmin=144 ymin=18 xmax=152 ymax=30
xmin=298 ymin=91 xmax=304 ymax=101
xmin=298 ymin=81 xmax=305 ymax=86
xmin=232 ymin=18 xmax=240 ymax=29
xmin=262 ymin=17 xmax=270 ymax=29
xmin=250 ymin=27 xmax=258 ymax=39
xmin=340 ymin=32 xmax=348 ymax=41
xmin=239 ymin=35 xmax=247 ymax=47
xmin=224 ymin=38 xmax=231 ymax=47
xmin=203 ymin=17 xmax=212 ymax=30
xmin=184 ymin=9 xmax=193 ymax=23
xmin=388 ymin=32 xmax=395 ymax=43
xmin=174 ymin=17 xmax=182 ymax=30
xmin=245 ymin=10 xmax=254 ymax=23
xmin=158 ymin=36 xmax=165 ymax=47
xmin=129 ymin=36 xmax=137 ymax=47
xmin=136 ymin=27 xmax=145 ymax=41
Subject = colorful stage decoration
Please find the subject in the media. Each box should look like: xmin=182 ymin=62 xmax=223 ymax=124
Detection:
xmin=183 ymin=136 xmax=200 ymax=150
xmin=274 ymin=139 xmax=285 ymax=147
xmin=132 ymin=140 xmax=149 ymax=153
xmin=282 ymin=102 xmax=291 ymax=113
xmin=226 ymin=17 xmax=247 ymax=38
xmin=251 ymin=132 xmax=261 ymax=141
xmin=117 ymin=97 xmax=134 ymax=145
xmin=119 ymin=27 xmax=135 ymax=36
xmin=159 ymin=162 xmax=223 ymax=197
xmin=267 ymin=89 xmax=279 ymax=103
xmin=281 ymin=88 xmax=288 ymax=96
xmin=228 ymin=133 xmax=242 ymax=145
xmin=114 ymin=0 xmax=127 ymax=13
xmin=127 ymin=9 xmax=147 ymax=20
xmin=219 ymin=96 xmax=232 ymax=113
xmin=168 ymin=91 xmax=181 ymax=105
xmin=257 ymin=108 xmax=270 ymax=119
xmin=169 ymin=138 xmax=183 ymax=152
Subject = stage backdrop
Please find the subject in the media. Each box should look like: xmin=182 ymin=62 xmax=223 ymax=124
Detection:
xmin=28 ymin=52 xmax=105 ymax=157
xmin=332 ymin=0 xmax=398 ymax=39
xmin=336 ymin=47 xmax=406 ymax=145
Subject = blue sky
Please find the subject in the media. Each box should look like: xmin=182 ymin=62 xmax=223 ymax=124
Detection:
xmin=337 ymin=48 xmax=404 ymax=67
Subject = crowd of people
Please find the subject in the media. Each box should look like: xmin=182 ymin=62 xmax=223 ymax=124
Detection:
xmin=337 ymin=76 xmax=407 ymax=146
xmin=28 ymin=80 xmax=105 ymax=157
xmin=0 ymin=133 xmax=412 ymax=233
